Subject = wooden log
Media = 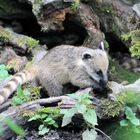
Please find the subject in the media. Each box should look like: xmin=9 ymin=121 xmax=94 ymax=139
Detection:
xmin=0 ymin=26 xmax=39 ymax=53
xmin=0 ymin=88 xmax=92 ymax=139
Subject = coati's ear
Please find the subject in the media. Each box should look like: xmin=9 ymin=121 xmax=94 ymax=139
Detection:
xmin=98 ymin=41 xmax=105 ymax=51
xmin=82 ymin=52 xmax=92 ymax=59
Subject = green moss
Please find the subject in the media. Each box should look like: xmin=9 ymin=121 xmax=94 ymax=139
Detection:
xmin=117 ymin=91 xmax=140 ymax=107
xmin=22 ymin=83 xmax=41 ymax=101
xmin=97 ymin=5 xmax=116 ymax=15
xmin=32 ymin=0 xmax=43 ymax=16
xmin=16 ymin=36 xmax=39 ymax=51
xmin=0 ymin=26 xmax=39 ymax=51
xmin=71 ymin=0 xmax=80 ymax=12
xmin=110 ymin=60 xmax=140 ymax=83
xmin=98 ymin=98 xmax=123 ymax=118
xmin=0 ymin=27 xmax=12 ymax=42
xmin=122 ymin=29 xmax=140 ymax=59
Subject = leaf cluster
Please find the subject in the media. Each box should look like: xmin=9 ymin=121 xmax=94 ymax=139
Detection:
xmin=117 ymin=91 xmax=140 ymax=107
xmin=71 ymin=0 xmax=80 ymax=12
xmin=0 ymin=64 xmax=13 ymax=81
xmin=122 ymin=29 xmax=140 ymax=59
xmin=120 ymin=107 xmax=140 ymax=133
xmin=60 ymin=93 xmax=97 ymax=140
xmin=28 ymin=108 xmax=60 ymax=135
xmin=11 ymin=86 xmax=31 ymax=106
xmin=12 ymin=84 xmax=41 ymax=106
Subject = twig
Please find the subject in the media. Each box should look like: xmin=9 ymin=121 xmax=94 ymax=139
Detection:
xmin=95 ymin=128 xmax=112 ymax=140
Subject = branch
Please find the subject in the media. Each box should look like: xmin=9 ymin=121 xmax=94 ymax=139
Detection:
xmin=108 ymin=78 xmax=140 ymax=101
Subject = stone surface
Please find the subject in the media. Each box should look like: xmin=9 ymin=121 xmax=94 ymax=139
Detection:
xmin=90 ymin=0 xmax=140 ymax=46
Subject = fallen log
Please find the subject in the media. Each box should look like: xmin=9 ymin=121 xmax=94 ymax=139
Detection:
xmin=0 ymin=26 xmax=39 ymax=53
xmin=109 ymin=78 xmax=140 ymax=100
xmin=0 ymin=88 xmax=92 ymax=139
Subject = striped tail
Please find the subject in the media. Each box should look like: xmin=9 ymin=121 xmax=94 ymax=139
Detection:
xmin=0 ymin=69 xmax=35 ymax=105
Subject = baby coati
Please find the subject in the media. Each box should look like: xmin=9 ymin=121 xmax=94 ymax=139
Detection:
xmin=0 ymin=43 xmax=109 ymax=104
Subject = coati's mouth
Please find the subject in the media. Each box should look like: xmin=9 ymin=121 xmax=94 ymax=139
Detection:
xmin=89 ymin=76 xmax=100 ymax=86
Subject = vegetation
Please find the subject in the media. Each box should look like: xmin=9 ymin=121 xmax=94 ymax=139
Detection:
xmin=27 ymin=93 xmax=101 ymax=139
xmin=71 ymin=0 xmax=80 ymax=12
xmin=101 ymin=90 xmax=140 ymax=140
xmin=16 ymin=36 xmax=39 ymax=51
xmin=61 ymin=93 xmax=99 ymax=140
xmin=28 ymin=108 xmax=60 ymax=135
xmin=0 ymin=115 xmax=25 ymax=137
xmin=120 ymin=107 xmax=140 ymax=132
xmin=32 ymin=0 xmax=43 ymax=16
xmin=1 ymin=0 xmax=140 ymax=139
xmin=0 ymin=26 xmax=39 ymax=51
xmin=12 ymin=84 xmax=41 ymax=106
xmin=110 ymin=60 xmax=140 ymax=83
xmin=0 ymin=26 xmax=12 ymax=42
xmin=122 ymin=29 xmax=140 ymax=59
xmin=98 ymin=98 xmax=123 ymax=118
xmin=0 ymin=64 xmax=14 ymax=81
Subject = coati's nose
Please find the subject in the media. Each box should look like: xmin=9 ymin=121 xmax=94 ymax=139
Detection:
xmin=99 ymin=76 xmax=108 ymax=87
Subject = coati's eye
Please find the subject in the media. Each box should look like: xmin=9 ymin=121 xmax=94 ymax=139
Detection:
xmin=83 ymin=53 xmax=92 ymax=59
xmin=96 ymin=70 xmax=102 ymax=76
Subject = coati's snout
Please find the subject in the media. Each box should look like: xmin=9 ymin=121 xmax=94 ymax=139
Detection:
xmin=93 ymin=77 xmax=108 ymax=94
xmin=99 ymin=79 xmax=107 ymax=88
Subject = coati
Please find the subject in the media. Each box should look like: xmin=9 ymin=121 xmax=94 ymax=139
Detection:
xmin=0 ymin=43 xmax=109 ymax=105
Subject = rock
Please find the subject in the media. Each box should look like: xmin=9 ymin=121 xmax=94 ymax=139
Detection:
xmin=90 ymin=0 xmax=140 ymax=47
xmin=0 ymin=47 xmax=27 ymax=72
xmin=132 ymin=3 xmax=140 ymax=18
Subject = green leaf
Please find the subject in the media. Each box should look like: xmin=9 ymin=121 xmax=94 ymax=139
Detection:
xmin=28 ymin=114 xmax=41 ymax=121
xmin=120 ymin=120 xmax=128 ymax=126
xmin=47 ymin=120 xmax=55 ymax=125
xmin=131 ymin=118 xmax=140 ymax=126
xmin=16 ymin=86 xmax=24 ymax=97
xmin=39 ymin=107 xmax=51 ymax=113
xmin=44 ymin=117 xmax=54 ymax=124
xmin=53 ymin=123 xmax=59 ymax=128
xmin=61 ymin=108 xmax=77 ymax=117
xmin=0 ymin=64 xmax=6 ymax=70
xmin=61 ymin=107 xmax=77 ymax=127
xmin=12 ymin=96 xmax=24 ymax=106
xmin=23 ymin=89 xmax=30 ymax=96
xmin=68 ymin=93 xmax=80 ymax=100
xmin=61 ymin=115 xmax=72 ymax=127
xmin=125 ymin=107 xmax=135 ymax=120
xmin=40 ymin=114 xmax=48 ymax=119
xmin=38 ymin=125 xmax=49 ymax=135
xmin=82 ymin=129 xmax=97 ymax=140
xmin=83 ymin=109 xmax=98 ymax=126
xmin=133 ymin=127 xmax=140 ymax=133
xmin=4 ymin=118 xmax=25 ymax=136
xmin=0 ymin=70 xmax=10 ymax=80
xmin=44 ymin=117 xmax=53 ymax=122
xmin=76 ymin=103 xmax=87 ymax=114
xmin=60 ymin=109 xmax=68 ymax=114
xmin=125 ymin=107 xmax=140 ymax=126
